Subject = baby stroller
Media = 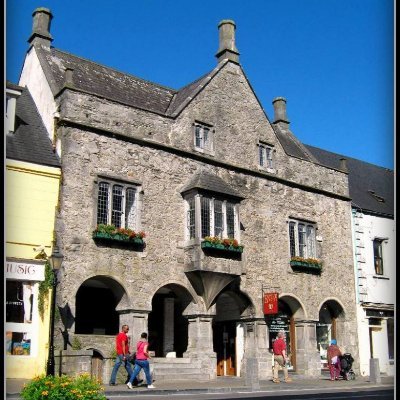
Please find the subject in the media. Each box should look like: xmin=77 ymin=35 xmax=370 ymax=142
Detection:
xmin=339 ymin=353 xmax=356 ymax=380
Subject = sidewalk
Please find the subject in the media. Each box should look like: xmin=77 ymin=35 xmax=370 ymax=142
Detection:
xmin=6 ymin=373 xmax=394 ymax=398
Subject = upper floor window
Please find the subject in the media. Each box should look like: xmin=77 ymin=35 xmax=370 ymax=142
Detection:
xmin=186 ymin=194 xmax=239 ymax=241
xmin=288 ymin=219 xmax=317 ymax=259
xmin=258 ymin=142 xmax=274 ymax=170
xmin=373 ymin=239 xmax=384 ymax=275
xmin=194 ymin=122 xmax=214 ymax=153
xmin=96 ymin=180 xmax=139 ymax=230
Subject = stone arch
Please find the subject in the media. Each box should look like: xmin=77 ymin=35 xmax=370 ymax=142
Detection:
xmin=316 ymin=298 xmax=346 ymax=369
xmin=278 ymin=293 xmax=307 ymax=320
xmin=74 ymin=275 xmax=129 ymax=335
xmin=148 ymin=283 xmax=195 ymax=358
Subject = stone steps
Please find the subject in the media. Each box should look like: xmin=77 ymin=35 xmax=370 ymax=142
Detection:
xmin=151 ymin=357 xmax=204 ymax=381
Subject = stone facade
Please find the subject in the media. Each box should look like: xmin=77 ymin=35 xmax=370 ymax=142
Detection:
xmin=18 ymin=9 xmax=359 ymax=382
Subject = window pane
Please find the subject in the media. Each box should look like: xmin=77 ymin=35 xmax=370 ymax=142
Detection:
xmin=195 ymin=126 xmax=202 ymax=148
xmin=373 ymin=239 xmax=383 ymax=275
xmin=187 ymin=197 xmax=196 ymax=239
xmin=125 ymin=188 xmax=136 ymax=229
xmin=111 ymin=185 xmax=123 ymax=228
xmin=289 ymin=222 xmax=296 ymax=257
xmin=266 ymin=147 xmax=273 ymax=168
xmin=226 ymin=203 xmax=235 ymax=238
xmin=6 ymin=331 xmax=31 ymax=356
xmin=203 ymin=127 xmax=209 ymax=150
xmin=298 ymin=224 xmax=306 ymax=257
xmin=259 ymin=146 xmax=264 ymax=166
xmin=201 ymin=197 xmax=210 ymax=238
xmin=306 ymin=225 xmax=316 ymax=258
xmin=6 ymin=281 xmax=25 ymax=323
xmin=214 ymin=200 xmax=223 ymax=237
xmin=97 ymin=182 xmax=109 ymax=225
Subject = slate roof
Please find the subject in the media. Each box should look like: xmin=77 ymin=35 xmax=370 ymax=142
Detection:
xmin=305 ymin=145 xmax=394 ymax=217
xmin=181 ymin=171 xmax=244 ymax=200
xmin=273 ymin=123 xmax=319 ymax=163
xmin=6 ymin=82 xmax=60 ymax=168
xmin=35 ymin=45 xmax=220 ymax=117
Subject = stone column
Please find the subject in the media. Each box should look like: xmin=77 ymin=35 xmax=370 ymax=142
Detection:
xmin=119 ymin=310 xmax=149 ymax=347
xmin=295 ymin=320 xmax=321 ymax=376
xmin=184 ymin=314 xmax=217 ymax=379
xmin=163 ymin=298 xmax=175 ymax=356
xmin=243 ymin=320 xmax=260 ymax=389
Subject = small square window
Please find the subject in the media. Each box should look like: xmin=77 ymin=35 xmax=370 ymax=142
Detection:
xmin=258 ymin=142 xmax=274 ymax=169
xmin=194 ymin=123 xmax=213 ymax=153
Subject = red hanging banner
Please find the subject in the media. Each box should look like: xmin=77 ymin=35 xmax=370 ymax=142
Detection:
xmin=263 ymin=292 xmax=279 ymax=315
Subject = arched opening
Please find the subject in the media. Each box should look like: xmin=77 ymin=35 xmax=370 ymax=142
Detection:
xmin=265 ymin=296 xmax=304 ymax=371
xmin=75 ymin=277 xmax=126 ymax=335
xmin=89 ymin=349 xmax=104 ymax=383
xmin=148 ymin=284 xmax=193 ymax=357
xmin=317 ymin=300 xmax=345 ymax=370
xmin=213 ymin=288 xmax=253 ymax=377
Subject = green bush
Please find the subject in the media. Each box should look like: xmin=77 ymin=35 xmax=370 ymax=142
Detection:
xmin=21 ymin=373 xmax=106 ymax=400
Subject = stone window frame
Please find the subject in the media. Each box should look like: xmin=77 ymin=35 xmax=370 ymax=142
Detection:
xmin=193 ymin=121 xmax=215 ymax=155
xmin=258 ymin=141 xmax=276 ymax=173
xmin=93 ymin=174 xmax=143 ymax=231
xmin=288 ymin=218 xmax=318 ymax=259
xmin=184 ymin=191 xmax=240 ymax=243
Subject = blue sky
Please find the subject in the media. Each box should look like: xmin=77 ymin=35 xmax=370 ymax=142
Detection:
xmin=6 ymin=0 xmax=394 ymax=169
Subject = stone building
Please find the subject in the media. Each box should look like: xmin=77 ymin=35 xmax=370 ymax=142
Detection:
xmin=17 ymin=8 xmax=359 ymax=381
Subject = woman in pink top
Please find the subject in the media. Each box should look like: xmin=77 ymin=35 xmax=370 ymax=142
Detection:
xmin=127 ymin=332 xmax=155 ymax=389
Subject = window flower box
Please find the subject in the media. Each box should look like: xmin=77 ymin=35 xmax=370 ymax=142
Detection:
xmin=290 ymin=257 xmax=322 ymax=274
xmin=201 ymin=237 xmax=244 ymax=254
xmin=92 ymin=224 xmax=146 ymax=249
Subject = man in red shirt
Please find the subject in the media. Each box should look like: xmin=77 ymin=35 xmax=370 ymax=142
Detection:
xmin=272 ymin=330 xmax=292 ymax=383
xmin=109 ymin=325 xmax=133 ymax=386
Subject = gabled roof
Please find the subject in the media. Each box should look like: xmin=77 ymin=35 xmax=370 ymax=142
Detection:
xmin=305 ymin=145 xmax=394 ymax=217
xmin=181 ymin=171 xmax=244 ymax=200
xmin=6 ymin=82 xmax=60 ymax=168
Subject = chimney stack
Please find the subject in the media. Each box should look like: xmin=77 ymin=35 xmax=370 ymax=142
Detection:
xmin=28 ymin=7 xmax=53 ymax=48
xmin=272 ymin=97 xmax=290 ymax=125
xmin=215 ymin=20 xmax=239 ymax=64
xmin=340 ymin=158 xmax=348 ymax=172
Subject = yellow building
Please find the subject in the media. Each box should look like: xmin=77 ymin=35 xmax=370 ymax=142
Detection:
xmin=5 ymin=82 xmax=61 ymax=378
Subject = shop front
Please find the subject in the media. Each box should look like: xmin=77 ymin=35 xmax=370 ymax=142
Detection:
xmin=6 ymin=259 xmax=47 ymax=378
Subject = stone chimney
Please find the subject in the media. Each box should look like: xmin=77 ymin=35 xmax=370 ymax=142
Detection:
xmin=215 ymin=20 xmax=239 ymax=63
xmin=340 ymin=157 xmax=348 ymax=172
xmin=272 ymin=97 xmax=290 ymax=125
xmin=28 ymin=7 xmax=53 ymax=47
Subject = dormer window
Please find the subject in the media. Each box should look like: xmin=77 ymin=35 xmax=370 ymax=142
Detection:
xmin=258 ymin=142 xmax=275 ymax=170
xmin=194 ymin=122 xmax=214 ymax=154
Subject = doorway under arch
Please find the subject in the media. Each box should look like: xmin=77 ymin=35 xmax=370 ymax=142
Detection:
xmin=265 ymin=296 xmax=305 ymax=371
xmin=317 ymin=300 xmax=345 ymax=369
xmin=75 ymin=276 xmax=126 ymax=335
xmin=213 ymin=288 xmax=253 ymax=377
xmin=148 ymin=284 xmax=193 ymax=357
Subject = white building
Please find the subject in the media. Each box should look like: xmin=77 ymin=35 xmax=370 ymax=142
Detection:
xmin=305 ymin=145 xmax=395 ymax=376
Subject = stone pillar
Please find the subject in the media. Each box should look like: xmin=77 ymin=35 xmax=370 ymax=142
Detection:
xmin=369 ymin=358 xmax=381 ymax=383
xmin=243 ymin=320 xmax=260 ymax=389
xmin=184 ymin=314 xmax=217 ymax=379
xmin=120 ymin=310 xmax=149 ymax=347
xmin=256 ymin=319 xmax=274 ymax=379
xmin=163 ymin=298 xmax=175 ymax=356
xmin=295 ymin=321 xmax=321 ymax=376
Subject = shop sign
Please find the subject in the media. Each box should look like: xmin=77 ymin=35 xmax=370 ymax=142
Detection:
xmin=5 ymin=261 xmax=45 ymax=281
xmin=263 ymin=292 xmax=278 ymax=315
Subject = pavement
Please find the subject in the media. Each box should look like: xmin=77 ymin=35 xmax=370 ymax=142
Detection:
xmin=6 ymin=373 xmax=395 ymax=399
